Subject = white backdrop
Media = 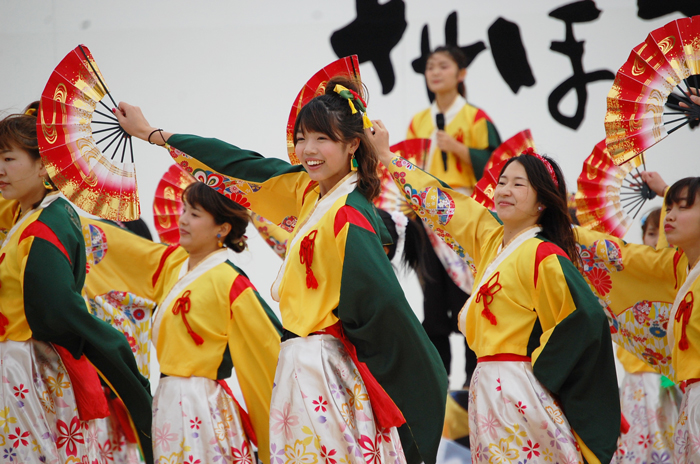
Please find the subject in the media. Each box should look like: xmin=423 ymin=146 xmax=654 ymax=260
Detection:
xmin=2 ymin=0 xmax=697 ymax=388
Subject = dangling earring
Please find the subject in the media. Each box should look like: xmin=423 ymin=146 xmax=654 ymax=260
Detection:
xmin=43 ymin=178 xmax=53 ymax=190
xmin=537 ymin=206 xmax=544 ymax=212
xmin=216 ymin=233 xmax=223 ymax=248
xmin=350 ymin=153 xmax=358 ymax=171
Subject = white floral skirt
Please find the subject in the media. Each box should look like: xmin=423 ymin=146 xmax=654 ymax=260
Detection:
xmin=0 ymin=339 xmax=88 ymax=464
xmin=86 ymin=414 xmax=144 ymax=463
xmin=269 ymin=335 xmax=405 ymax=464
xmin=152 ymin=375 xmax=254 ymax=464
xmin=469 ymin=360 xmax=584 ymax=464
xmin=614 ymin=372 xmax=680 ymax=463
xmin=673 ymin=381 xmax=700 ymax=464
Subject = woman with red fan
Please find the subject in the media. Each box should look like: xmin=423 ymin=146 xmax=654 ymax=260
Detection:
xmin=115 ymin=74 xmax=447 ymax=464
xmin=0 ymin=103 xmax=154 ymax=463
xmin=374 ymin=126 xmax=621 ymax=464
xmin=573 ymin=172 xmax=700 ymax=464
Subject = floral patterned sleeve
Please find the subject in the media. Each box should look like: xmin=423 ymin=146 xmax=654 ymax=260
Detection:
xmin=385 ymin=156 xmax=501 ymax=271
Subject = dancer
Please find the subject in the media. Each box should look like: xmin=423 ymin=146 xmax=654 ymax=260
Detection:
xmin=115 ymin=75 xmax=448 ymax=464
xmin=77 ymin=185 xmax=281 ymax=464
xmin=373 ymin=121 xmax=620 ymax=464
xmin=613 ymin=207 xmax=681 ymax=463
xmin=407 ymin=45 xmax=500 ymax=384
xmin=0 ymin=105 xmax=154 ymax=462
xmin=573 ymin=171 xmax=700 ymax=464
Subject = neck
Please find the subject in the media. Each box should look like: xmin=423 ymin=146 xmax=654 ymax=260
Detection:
xmin=318 ymin=170 xmax=352 ymax=198
xmin=187 ymin=246 xmax=221 ymax=271
xmin=19 ymin=189 xmax=48 ymax=217
xmin=682 ymin=243 xmax=700 ymax=271
xmin=435 ymin=90 xmax=460 ymax=114
xmin=502 ymin=222 xmax=539 ymax=248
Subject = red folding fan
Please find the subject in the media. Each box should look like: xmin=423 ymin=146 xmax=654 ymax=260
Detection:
xmin=575 ymin=140 xmax=652 ymax=238
xmin=286 ymin=56 xmax=361 ymax=164
xmin=153 ymin=164 xmax=195 ymax=245
xmin=483 ymin=129 xmax=535 ymax=172
xmin=374 ymin=139 xmax=431 ymax=214
xmin=37 ymin=45 xmax=139 ymax=221
xmin=605 ymin=15 xmax=700 ymax=166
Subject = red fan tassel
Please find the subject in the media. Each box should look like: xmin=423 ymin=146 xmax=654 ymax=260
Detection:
xmin=299 ymin=230 xmax=319 ymax=290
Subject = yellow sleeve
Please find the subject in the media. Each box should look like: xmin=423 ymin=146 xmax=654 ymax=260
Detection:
xmin=385 ymin=155 xmax=501 ymax=270
xmin=228 ymin=279 xmax=281 ymax=464
xmin=250 ymin=213 xmax=289 ymax=259
xmin=0 ymin=196 xmax=19 ymax=245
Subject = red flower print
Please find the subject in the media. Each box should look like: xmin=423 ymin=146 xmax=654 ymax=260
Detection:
xmin=516 ymin=401 xmax=527 ymax=414
xmin=227 ymin=192 xmax=251 ymax=208
xmin=231 ymin=441 xmax=253 ymax=464
xmin=359 ymin=433 xmax=382 ymax=464
xmin=13 ymin=384 xmax=28 ymax=399
xmin=8 ymin=427 xmax=29 ymax=447
xmin=496 ymin=378 xmax=501 ymax=392
xmin=98 ymin=439 xmax=114 ymax=462
xmin=321 ymin=445 xmax=337 ymax=464
xmin=189 ymin=417 xmax=201 ymax=430
xmin=56 ymin=416 xmax=85 ymax=457
xmin=185 ymin=456 xmax=202 ymax=464
xmin=313 ymin=396 xmax=327 ymax=413
xmin=586 ymin=268 xmax=612 ymax=296
xmin=522 ymin=439 xmax=540 ymax=459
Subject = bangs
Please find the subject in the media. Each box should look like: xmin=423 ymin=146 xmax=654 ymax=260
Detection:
xmin=665 ymin=177 xmax=700 ymax=209
xmin=293 ymin=97 xmax=343 ymax=144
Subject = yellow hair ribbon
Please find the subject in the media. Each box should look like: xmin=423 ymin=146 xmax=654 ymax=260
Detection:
xmin=24 ymin=108 xmax=37 ymax=116
xmin=363 ymin=114 xmax=373 ymax=129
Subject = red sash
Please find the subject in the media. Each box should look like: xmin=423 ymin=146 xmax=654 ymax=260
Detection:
xmin=320 ymin=321 xmax=406 ymax=430
xmin=53 ymin=345 xmax=110 ymax=421
xmin=478 ymin=353 xmax=531 ymax=363
xmin=216 ymin=380 xmax=258 ymax=447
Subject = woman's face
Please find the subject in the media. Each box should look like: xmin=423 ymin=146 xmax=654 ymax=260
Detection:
xmin=0 ymin=145 xmax=46 ymax=202
xmin=494 ymin=161 xmax=541 ymax=229
xmin=642 ymin=223 xmax=659 ymax=247
xmin=425 ymin=52 xmax=466 ymax=95
xmin=664 ymin=189 xmax=700 ymax=250
xmin=295 ymin=130 xmax=359 ymax=195
xmin=178 ymin=199 xmax=227 ymax=254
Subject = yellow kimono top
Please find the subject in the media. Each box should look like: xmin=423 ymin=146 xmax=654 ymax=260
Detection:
xmin=163 ymin=134 xmax=448 ymax=464
xmin=0 ymin=193 xmax=154 ymax=462
xmin=385 ymin=157 xmax=620 ymax=464
xmin=77 ymin=219 xmax=281 ymax=463
xmin=0 ymin=194 xmax=19 ymax=244
xmin=407 ymin=96 xmax=500 ymax=190
xmin=574 ymin=225 xmax=697 ymax=383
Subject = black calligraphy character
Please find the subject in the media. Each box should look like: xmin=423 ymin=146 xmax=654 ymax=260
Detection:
xmin=487 ymin=18 xmax=536 ymax=94
xmin=637 ymin=0 xmax=700 ymax=20
xmin=548 ymin=0 xmax=615 ymax=130
xmin=411 ymin=11 xmax=486 ymax=102
xmin=331 ymin=0 xmax=407 ymax=95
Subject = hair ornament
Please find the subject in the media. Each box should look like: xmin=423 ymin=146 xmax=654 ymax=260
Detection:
xmin=333 ymin=84 xmax=373 ymax=129
xmin=24 ymin=108 xmax=37 ymax=117
xmin=522 ymin=147 xmax=559 ymax=188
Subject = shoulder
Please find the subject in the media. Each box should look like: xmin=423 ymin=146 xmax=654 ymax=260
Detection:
xmin=20 ymin=198 xmax=83 ymax=262
xmin=532 ymin=238 xmax=570 ymax=286
xmin=461 ymin=103 xmax=493 ymax=124
xmin=411 ymin=107 xmax=432 ymax=122
xmin=335 ymin=191 xmax=385 ymax=238
xmin=223 ymin=261 xmax=257 ymax=303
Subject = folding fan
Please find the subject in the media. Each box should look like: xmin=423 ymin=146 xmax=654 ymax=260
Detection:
xmin=575 ymin=140 xmax=652 ymax=238
xmin=286 ymin=56 xmax=361 ymax=164
xmin=483 ymin=129 xmax=535 ymax=172
xmin=605 ymin=15 xmax=700 ymax=165
xmin=153 ymin=164 xmax=195 ymax=245
xmin=375 ymin=139 xmax=431 ymax=215
xmin=37 ymin=45 xmax=139 ymax=221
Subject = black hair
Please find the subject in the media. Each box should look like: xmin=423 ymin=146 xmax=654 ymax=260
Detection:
xmin=427 ymin=45 xmax=468 ymax=97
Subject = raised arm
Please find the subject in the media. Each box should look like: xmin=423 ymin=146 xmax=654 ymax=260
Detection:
xmin=115 ymin=102 xmax=311 ymax=226
xmin=371 ymin=120 xmax=500 ymax=271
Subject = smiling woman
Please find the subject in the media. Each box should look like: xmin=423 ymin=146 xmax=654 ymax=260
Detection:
xmin=372 ymin=123 xmax=621 ymax=464
xmin=112 ymin=72 xmax=448 ymax=464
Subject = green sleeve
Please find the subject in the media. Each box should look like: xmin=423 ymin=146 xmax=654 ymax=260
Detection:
xmin=531 ymin=255 xmax=620 ymax=464
xmin=335 ymin=198 xmax=448 ymax=464
xmin=469 ymin=120 xmax=501 ymax=180
xmin=168 ymin=134 xmax=310 ymax=225
xmin=22 ymin=212 xmax=153 ymax=464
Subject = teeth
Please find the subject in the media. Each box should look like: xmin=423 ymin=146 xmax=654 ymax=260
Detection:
xmin=307 ymin=160 xmax=324 ymax=166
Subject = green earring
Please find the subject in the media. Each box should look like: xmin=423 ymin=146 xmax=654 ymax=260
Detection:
xmin=43 ymin=178 xmax=53 ymax=190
